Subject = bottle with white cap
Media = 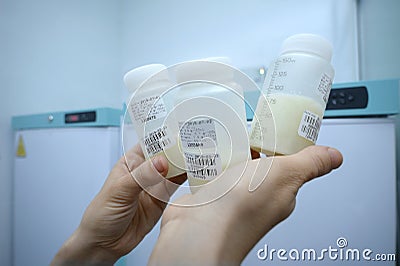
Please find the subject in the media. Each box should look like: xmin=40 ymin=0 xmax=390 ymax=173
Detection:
xmin=124 ymin=64 xmax=185 ymax=178
xmin=171 ymin=57 xmax=250 ymax=192
xmin=249 ymin=34 xmax=335 ymax=155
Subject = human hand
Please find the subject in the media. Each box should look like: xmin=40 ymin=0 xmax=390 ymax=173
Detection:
xmin=51 ymin=144 xmax=185 ymax=265
xmin=149 ymin=145 xmax=343 ymax=266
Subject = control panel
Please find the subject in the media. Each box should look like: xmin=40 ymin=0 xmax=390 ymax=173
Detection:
xmin=65 ymin=111 xmax=96 ymax=123
xmin=326 ymin=86 xmax=368 ymax=110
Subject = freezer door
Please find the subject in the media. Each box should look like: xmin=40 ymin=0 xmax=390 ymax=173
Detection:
xmin=243 ymin=118 xmax=397 ymax=265
xmin=13 ymin=127 xmax=120 ymax=266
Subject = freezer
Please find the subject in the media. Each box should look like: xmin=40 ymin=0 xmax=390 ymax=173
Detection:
xmin=12 ymin=108 xmax=122 ymax=266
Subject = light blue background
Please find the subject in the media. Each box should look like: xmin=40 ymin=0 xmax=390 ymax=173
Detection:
xmin=1 ymin=0 xmax=400 ymax=265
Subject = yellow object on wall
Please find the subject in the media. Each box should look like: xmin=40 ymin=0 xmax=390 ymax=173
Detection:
xmin=16 ymin=135 xmax=26 ymax=157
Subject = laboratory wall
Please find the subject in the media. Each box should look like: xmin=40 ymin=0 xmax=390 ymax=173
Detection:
xmin=120 ymin=0 xmax=358 ymax=86
xmin=0 ymin=0 xmax=122 ymax=265
xmin=358 ymin=0 xmax=400 ymax=80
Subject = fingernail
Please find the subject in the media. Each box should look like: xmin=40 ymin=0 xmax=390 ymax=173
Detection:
xmin=328 ymin=148 xmax=343 ymax=168
xmin=152 ymin=156 xmax=165 ymax=173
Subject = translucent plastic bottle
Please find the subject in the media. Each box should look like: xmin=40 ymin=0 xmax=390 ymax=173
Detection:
xmin=249 ymin=34 xmax=335 ymax=155
xmin=172 ymin=58 xmax=250 ymax=192
xmin=124 ymin=64 xmax=185 ymax=178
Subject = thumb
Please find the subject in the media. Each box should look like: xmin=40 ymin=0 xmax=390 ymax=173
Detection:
xmin=252 ymin=145 xmax=343 ymax=226
xmin=248 ymin=145 xmax=343 ymax=192
xmin=283 ymin=145 xmax=343 ymax=186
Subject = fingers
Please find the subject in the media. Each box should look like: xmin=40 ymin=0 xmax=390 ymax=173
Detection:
xmin=130 ymin=156 xmax=169 ymax=190
xmin=94 ymin=156 xmax=168 ymax=212
xmin=123 ymin=144 xmax=146 ymax=171
xmin=130 ymin=156 xmax=184 ymax=203
xmin=110 ymin=143 xmax=186 ymax=205
xmin=110 ymin=144 xmax=146 ymax=182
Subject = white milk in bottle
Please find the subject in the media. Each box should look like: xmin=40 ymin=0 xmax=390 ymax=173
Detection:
xmin=250 ymin=34 xmax=335 ymax=155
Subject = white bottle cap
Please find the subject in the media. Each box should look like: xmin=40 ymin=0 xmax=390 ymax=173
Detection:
xmin=175 ymin=57 xmax=234 ymax=83
xmin=280 ymin=34 xmax=333 ymax=62
xmin=123 ymin=64 xmax=169 ymax=94
xmin=201 ymin=56 xmax=232 ymax=65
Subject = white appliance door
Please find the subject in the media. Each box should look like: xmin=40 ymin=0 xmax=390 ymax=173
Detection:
xmin=13 ymin=127 xmax=120 ymax=266
xmin=243 ymin=118 xmax=397 ymax=265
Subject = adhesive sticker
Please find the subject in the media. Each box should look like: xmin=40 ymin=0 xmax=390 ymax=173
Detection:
xmin=16 ymin=135 xmax=26 ymax=157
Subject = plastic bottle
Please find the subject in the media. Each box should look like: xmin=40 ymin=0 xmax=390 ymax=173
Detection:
xmin=249 ymin=34 xmax=335 ymax=155
xmin=124 ymin=64 xmax=185 ymax=178
xmin=172 ymin=58 xmax=250 ymax=192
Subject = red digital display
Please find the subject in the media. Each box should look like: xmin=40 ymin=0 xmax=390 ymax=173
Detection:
xmin=65 ymin=111 xmax=96 ymax=123
xmin=67 ymin=115 xmax=79 ymax=122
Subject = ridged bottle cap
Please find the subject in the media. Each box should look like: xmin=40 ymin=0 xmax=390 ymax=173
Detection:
xmin=124 ymin=64 xmax=169 ymax=93
xmin=280 ymin=34 xmax=333 ymax=62
xmin=175 ymin=57 xmax=234 ymax=83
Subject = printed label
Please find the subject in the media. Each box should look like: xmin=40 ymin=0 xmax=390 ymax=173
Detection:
xmin=144 ymin=126 xmax=174 ymax=157
xmin=184 ymin=152 xmax=222 ymax=181
xmin=298 ymin=110 xmax=321 ymax=143
xmin=317 ymin=73 xmax=333 ymax=104
xmin=130 ymin=96 xmax=167 ymax=124
xmin=179 ymin=118 xmax=218 ymax=149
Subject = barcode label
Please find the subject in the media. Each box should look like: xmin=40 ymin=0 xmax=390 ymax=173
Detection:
xmin=317 ymin=73 xmax=333 ymax=104
xmin=179 ymin=118 xmax=218 ymax=149
xmin=298 ymin=110 xmax=321 ymax=143
xmin=130 ymin=96 xmax=167 ymax=124
xmin=144 ymin=126 xmax=173 ymax=157
xmin=184 ymin=152 xmax=222 ymax=181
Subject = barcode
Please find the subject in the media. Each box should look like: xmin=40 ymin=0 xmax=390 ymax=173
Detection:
xmin=300 ymin=124 xmax=318 ymax=141
xmin=144 ymin=127 xmax=171 ymax=156
xmin=298 ymin=111 xmax=321 ymax=143
xmin=187 ymin=167 xmax=218 ymax=180
xmin=144 ymin=127 xmax=166 ymax=146
xmin=185 ymin=153 xmax=219 ymax=167
xmin=146 ymin=141 xmax=163 ymax=155
xmin=184 ymin=153 xmax=221 ymax=181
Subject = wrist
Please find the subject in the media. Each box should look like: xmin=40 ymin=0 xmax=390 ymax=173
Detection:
xmin=51 ymin=227 xmax=118 ymax=266
xmin=150 ymin=219 xmax=234 ymax=265
xmin=149 ymin=202 xmax=247 ymax=265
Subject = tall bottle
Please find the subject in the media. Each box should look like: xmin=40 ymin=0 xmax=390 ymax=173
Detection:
xmin=249 ymin=34 xmax=335 ymax=155
xmin=124 ymin=64 xmax=185 ymax=178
